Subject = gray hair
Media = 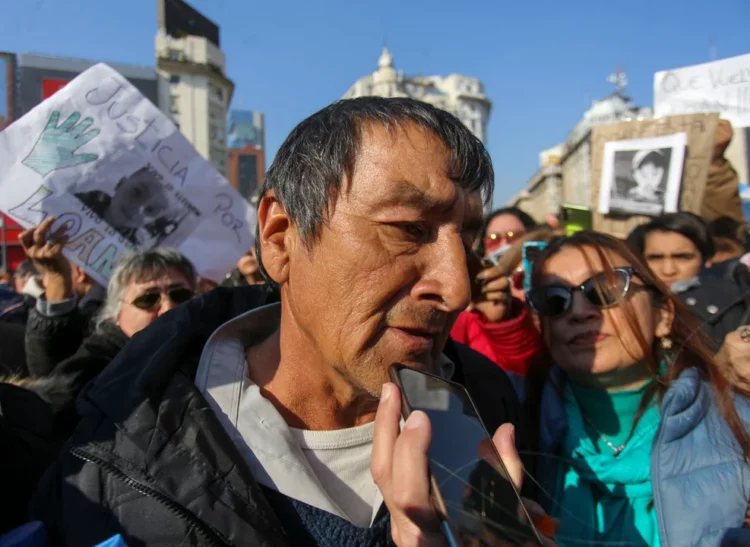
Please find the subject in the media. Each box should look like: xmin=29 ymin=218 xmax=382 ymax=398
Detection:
xmin=255 ymin=96 xmax=495 ymax=286
xmin=97 ymin=247 xmax=197 ymax=329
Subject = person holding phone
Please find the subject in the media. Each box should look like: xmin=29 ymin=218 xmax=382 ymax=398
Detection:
xmin=32 ymin=98 xmax=541 ymax=547
xmin=451 ymin=225 xmax=548 ymax=376
xmin=522 ymin=230 xmax=750 ymax=546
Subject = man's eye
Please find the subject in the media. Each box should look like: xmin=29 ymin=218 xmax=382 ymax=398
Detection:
xmin=396 ymin=222 xmax=431 ymax=241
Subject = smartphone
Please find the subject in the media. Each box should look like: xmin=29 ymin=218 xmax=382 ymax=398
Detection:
xmin=484 ymin=244 xmax=511 ymax=267
xmin=522 ymin=242 xmax=547 ymax=293
xmin=389 ymin=364 xmax=543 ymax=546
xmin=560 ymin=203 xmax=592 ymax=236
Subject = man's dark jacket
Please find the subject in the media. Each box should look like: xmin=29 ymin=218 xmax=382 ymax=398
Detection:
xmin=31 ymin=286 xmax=528 ymax=547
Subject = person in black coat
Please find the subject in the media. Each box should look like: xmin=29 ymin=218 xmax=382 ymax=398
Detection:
xmin=47 ymin=247 xmax=199 ymax=427
xmin=31 ymin=98 xmax=541 ymax=547
xmin=627 ymin=213 xmax=750 ymax=350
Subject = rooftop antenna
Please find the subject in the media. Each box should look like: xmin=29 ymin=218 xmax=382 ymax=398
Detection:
xmin=709 ymin=35 xmax=717 ymax=61
xmin=607 ymin=66 xmax=628 ymax=95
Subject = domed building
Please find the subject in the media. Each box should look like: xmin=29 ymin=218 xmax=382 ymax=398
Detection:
xmin=343 ymin=48 xmax=491 ymax=144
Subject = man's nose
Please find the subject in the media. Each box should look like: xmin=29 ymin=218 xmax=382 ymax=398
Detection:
xmin=158 ymin=296 xmax=178 ymax=316
xmin=413 ymin=236 xmax=472 ymax=313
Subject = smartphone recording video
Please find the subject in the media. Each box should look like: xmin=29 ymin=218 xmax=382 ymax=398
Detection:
xmin=522 ymin=242 xmax=547 ymax=292
xmin=389 ymin=364 xmax=543 ymax=546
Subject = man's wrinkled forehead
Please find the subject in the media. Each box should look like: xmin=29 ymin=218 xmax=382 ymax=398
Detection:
xmin=344 ymin=123 xmax=468 ymax=208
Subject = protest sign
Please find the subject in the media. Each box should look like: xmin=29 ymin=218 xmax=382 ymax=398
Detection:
xmin=590 ymin=113 xmax=718 ymax=238
xmin=654 ymin=54 xmax=750 ymax=128
xmin=0 ymin=63 xmax=255 ymax=285
xmin=598 ymin=133 xmax=687 ymax=217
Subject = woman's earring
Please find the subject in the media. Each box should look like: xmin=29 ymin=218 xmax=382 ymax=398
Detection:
xmin=660 ymin=337 xmax=673 ymax=350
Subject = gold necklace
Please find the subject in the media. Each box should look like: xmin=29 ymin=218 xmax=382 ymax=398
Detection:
xmin=581 ymin=414 xmax=627 ymax=457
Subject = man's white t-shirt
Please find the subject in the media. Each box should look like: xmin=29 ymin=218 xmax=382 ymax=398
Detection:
xmin=195 ymin=302 xmax=454 ymax=528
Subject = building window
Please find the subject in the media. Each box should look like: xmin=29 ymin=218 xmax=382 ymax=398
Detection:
xmin=170 ymin=75 xmax=180 ymax=84
xmin=237 ymin=154 xmax=258 ymax=199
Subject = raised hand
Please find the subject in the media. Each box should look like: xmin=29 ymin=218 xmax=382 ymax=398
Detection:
xmin=22 ymin=111 xmax=100 ymax=177
xmin=19 ymin=216 xmax=73 ymax=302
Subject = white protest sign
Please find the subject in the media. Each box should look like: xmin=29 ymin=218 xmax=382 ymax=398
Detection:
xmin=654 ymin=53 xmax=750 ymax=127
xmin=0 ymin=63 xmax=255 ymax=285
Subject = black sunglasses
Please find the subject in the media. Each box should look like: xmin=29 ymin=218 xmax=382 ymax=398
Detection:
xmin=130 ymin=287 xmax=195 ymax=311
xmin=527 ymin=267 xmax=637 ymax=318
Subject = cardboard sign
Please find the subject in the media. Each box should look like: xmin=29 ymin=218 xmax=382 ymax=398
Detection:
xmin=0 ymin=63 xmax=255 ymax=285
xmin=590 ymin=113 xmax=719 ymax=237
xmin=654 ymin=54 xmax=750 ymax=128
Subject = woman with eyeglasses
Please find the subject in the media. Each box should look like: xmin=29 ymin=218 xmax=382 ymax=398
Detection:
xmin=50 ymin=248 xmax=196 ymax=430
xmin=522 ymin=231 xmax=750 ymax=547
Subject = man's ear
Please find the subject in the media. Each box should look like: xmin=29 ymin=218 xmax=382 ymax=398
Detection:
xmin=257 ymin=191 xmax=293 ymax=285
xmin=654 ymin=298 xmax=675 ymax=340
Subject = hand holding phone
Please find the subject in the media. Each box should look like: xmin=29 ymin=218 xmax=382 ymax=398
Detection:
xmin=373 ymin=367 xmax=552 ymax=546
xmin=467 ymin=250 xmax=513 ymax=322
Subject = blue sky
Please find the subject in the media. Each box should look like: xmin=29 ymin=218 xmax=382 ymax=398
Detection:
xmin=2 ymin=0 xmax=749 ymax=205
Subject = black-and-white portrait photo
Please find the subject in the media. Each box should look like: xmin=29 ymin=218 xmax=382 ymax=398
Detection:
xmin=74 ymin=163 xmax=201 ymax=249
xmin=598 ymin=133 xmax=687 ymax=217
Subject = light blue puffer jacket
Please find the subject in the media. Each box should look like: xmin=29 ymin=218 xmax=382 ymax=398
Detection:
xmin=513 ymin=368 xmax=750 ymax=547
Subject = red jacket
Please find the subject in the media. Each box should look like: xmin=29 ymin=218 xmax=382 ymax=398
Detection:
xmin=450 ymin=300 xmax=541 ymax=376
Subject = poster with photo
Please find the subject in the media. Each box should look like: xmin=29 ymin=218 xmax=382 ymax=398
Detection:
xmin=598 ymin=133 xmax=687 ymax=217
xmin=0 ymin=63 xmax=255 ymax=285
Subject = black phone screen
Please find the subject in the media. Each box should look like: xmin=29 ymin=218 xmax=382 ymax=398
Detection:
xmin=394 ymin=366 xmax=542 ymax=546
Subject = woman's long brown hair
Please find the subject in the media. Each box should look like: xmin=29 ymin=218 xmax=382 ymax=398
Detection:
xmin=525 ymin=230 xmax=750 ymax=459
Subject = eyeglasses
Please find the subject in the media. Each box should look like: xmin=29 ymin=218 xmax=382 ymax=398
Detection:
xmin=129 ymin=287 xmax=195 ymax=311
xmin=527 ymin=267 xmax=637 ymax=318
xmin=484 ymin=231 xmax=520 ymax=252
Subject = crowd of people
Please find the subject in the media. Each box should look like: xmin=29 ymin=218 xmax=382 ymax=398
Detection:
xmin=1 ymin=96 xmax=750 ymax=546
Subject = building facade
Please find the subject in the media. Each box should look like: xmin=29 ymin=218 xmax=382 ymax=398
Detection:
xmin=228 ymin=110 xmax=265 ymax=150
xmin=560 ymin=91 xmax=652 ymax=207
xmin=343 ymin=48 xmax=491 ymax=143
xmin=228 ymin=146 xmax=264 ymax=203
xmin=507 ymin=165 xmax=563 ymax=223
xmin=14 ymin=53 xmax=162 ymax=118
xmin=156 ymin=0 xmax=234 ymax=176
xmin=226 ymin=109 xmax=265 ymax=203
xmin=510 ymin=72 xmax=652 ymax=216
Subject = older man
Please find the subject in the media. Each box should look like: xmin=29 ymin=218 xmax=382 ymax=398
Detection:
xmin=32 ymin=98 xmax=530 ymax=546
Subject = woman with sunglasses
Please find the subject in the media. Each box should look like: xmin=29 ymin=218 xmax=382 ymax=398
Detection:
xmin=479 ymin=207 xmax=537 ymax=258
xmin=50 ymin=248 xmax=197 ymax=431
xmin=522 ymin=231 xmax=750 ymax=547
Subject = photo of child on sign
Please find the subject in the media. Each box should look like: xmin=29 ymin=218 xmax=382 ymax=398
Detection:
xmin=598 ymin=133 xmax=687 ymax=217
xmin=73 ymin=163 xmax=199 ymax=249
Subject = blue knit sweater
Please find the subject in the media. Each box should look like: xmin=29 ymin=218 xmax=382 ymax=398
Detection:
xmin=261 ymin=486 xmax=393 ymax=546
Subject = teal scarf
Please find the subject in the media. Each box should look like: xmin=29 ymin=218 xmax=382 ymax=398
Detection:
xmin=551 ymin=380 xmax=661 ymax=547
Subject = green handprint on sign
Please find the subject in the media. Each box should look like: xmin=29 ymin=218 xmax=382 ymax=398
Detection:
xmin=22 ymin=111 xmax=101 ymax=177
